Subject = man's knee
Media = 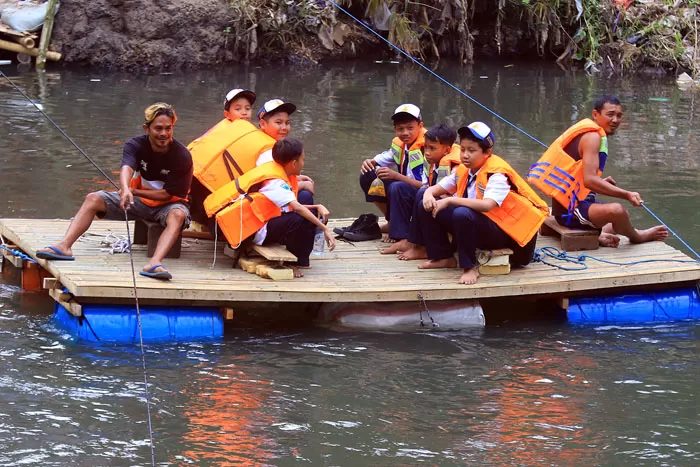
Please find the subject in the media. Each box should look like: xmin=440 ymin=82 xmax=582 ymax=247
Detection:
xmin=166 ymin=208 xmax=187 ymax=226
xmin=85 ymin=192 xmax=105 ymax=207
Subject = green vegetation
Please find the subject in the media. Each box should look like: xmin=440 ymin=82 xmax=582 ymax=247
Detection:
xmin=224 ymin=0 xmax=699 ymax=75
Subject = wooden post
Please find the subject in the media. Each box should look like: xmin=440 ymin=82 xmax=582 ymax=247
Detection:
xmin=36 ymin=0 xmax=59 ymax=70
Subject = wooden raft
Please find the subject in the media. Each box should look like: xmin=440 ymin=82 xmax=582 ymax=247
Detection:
xmin=0 ymin=218 xmax=698 ymax=306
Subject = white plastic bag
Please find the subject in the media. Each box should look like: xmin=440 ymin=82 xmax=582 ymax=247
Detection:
xmin=1 ymin=2 xmax=60 ymax=33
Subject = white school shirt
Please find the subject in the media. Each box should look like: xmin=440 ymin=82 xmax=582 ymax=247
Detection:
xmin=256 ymin=149 xmax=273 ymax=166
xmin=438 ymin=168 xmax=510 ymax=206
xmin=372 ymin=148 xmax=429 ymax=185
xmin=252 ymin=178 xmax=297 ymax=245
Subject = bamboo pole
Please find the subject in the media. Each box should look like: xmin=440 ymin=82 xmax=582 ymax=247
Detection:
xmin=36 ymin=0 xmax=59 ymax=69
xmin=18 ymin=36 xmax=36 ymax=49
xmin=0 ymin=39 xmax=61 ymax=61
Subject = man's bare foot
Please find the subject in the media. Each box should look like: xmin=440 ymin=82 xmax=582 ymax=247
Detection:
xmin=631 ymin=225 xmax=669 ymax=244
xmin=288 ymin=265 xmax=304 ymax=278
xmin=459 ymin=267 xmax=479 ymax=285
xmin=381 ymin=239 xmax=410 ymax=254
xmin=418 ymin=257 xmax=457 ymax=270
xmin=380 ymin=222 xmax=389 ymax=233
xmin=398 ymin=246 xmax=428 ymax=261
xmin=598 ymin=232 xmax=621 ymax=248
xmin=381 ymin=234 xmax=397 ymax=243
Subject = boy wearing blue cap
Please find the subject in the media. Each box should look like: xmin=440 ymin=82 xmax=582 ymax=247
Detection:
xmin=408 ymin=122 xmax=549 ymax=284
xmin=255 ymin=98 xmax=315 ymax=205
xmin=358 ymin=103 xmax=427 ymax=241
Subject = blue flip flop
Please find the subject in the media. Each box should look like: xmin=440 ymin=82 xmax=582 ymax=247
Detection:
xmin=36 ymin=246 xmax=75 ymax=261
xmin=139 ymin=264 xmax=172 ymax=281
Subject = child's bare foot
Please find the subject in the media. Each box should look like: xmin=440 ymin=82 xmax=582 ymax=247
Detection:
xmin=398 ymin=246 xmax=427 ymax=261
xmin=381 ymin=239 xmax=409 ymax=254
xmin=381 ymin=234 xmax=397 ymax=243
xmin=418 ymin=257 xmax=457 ymax=269
xmin=598 ymin=232 xmax=621 ymax=248
xmin=459 ymin=267 xmax=479 ymax=285
xmin=380 ymin=222 xmax=390 ymax=233
xmin=288 ymin=265 xmax=304 ymax=278
xmin=631 ymin=225 xmax=669 ymax=243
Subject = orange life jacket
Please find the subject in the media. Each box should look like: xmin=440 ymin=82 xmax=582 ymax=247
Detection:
xmin=527 ymin=119 xmax=608 ymax=220
xmin=429 ymin=143 xmax=461 ymax=186
xmin=187 ymin=119 xmax=276 ymax=193
xmin=457 ymin=155 xmax=549 ymax=247
xmin=203 ymin=162 xmax=298 ymax=247
xmin=129 ymin=175 xmax=186 ymax=208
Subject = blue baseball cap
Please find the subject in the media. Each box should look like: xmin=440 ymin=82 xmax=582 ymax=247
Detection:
xmin=257 ymin=99 xmax=297 ymax=120
xmin=458 ymin=121 xmax=496 ymax=148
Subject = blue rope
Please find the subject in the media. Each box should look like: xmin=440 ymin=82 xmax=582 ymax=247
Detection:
xmin=324 ymin=0 xmax=549 ymax=147
xmin=327 ymin=0 xmax=700 ymax=261
xmin=533 ymin=246 xmax=698 ymax=271
xmin=0 ymin=244 xmax=38 ymax=264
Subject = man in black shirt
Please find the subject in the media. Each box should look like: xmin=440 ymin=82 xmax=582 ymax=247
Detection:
xmin=36 ymin=103 xmax=193 ymax=280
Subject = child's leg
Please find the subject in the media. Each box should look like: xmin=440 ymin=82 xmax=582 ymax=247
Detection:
xmin=398 ymin=187 xmax=429 ymax=260
xmin=381 ymin=182 xmax=417 ymax=253
xmin=415 ymin=202 xmax=458 ymax=269
xmin=264 ymin=212 xmax=316 ymax=267
xmin=297 ymin=189 xmax=314 ymax=206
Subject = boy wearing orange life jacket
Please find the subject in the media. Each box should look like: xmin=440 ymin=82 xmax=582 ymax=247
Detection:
xmin=206 ymin=138 xmax=335 ymax=277
xmin=528 ymin=95 xmax=668 ymax=246
xmin=359 ymin=104 xmax=428 ymax=241
xmin=411 ymin=122 xmax=549 ymax=285
xmin=381 ymin=123 xmax=460 ymax=255
xmin=255 ymin=99 xmax=315 ymax=206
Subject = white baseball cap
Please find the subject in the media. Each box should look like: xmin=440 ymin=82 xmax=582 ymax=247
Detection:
xmin=392 ymin=103 xmax=422 ymax=122
xmin=224 ymin=89 xmax=256 ymax=110
xmin=458 ymin=121 xmax=496 ymax=148
xmin=257 ymin=98 xmax=297 ymax=120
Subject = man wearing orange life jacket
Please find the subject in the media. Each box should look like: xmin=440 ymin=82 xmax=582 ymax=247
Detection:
xmin=409 ymin=122 xmax=549 ymax=285
xmin=36 ymin=103 xmax=192 ymax=280
xmin=528 ymin=95 xmax=668 ymax=247
xmin=205 ymin=138 xmax=335 ymax=277
xmin=381 ymin=123 xmax=460 ymax=255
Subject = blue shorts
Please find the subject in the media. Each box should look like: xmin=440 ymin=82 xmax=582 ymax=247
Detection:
xmin=554 ymin=195 xmax=600 ymax=230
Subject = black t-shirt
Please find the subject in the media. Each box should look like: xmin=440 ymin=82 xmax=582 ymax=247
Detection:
xmin=121 ymin=135 xmax=193 ymax=199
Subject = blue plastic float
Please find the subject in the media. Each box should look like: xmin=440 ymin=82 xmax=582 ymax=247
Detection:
xmin=53 ymin=302 xmax=224 ymax=343
xmin=568 ymin=286 xmax=700 ymax=324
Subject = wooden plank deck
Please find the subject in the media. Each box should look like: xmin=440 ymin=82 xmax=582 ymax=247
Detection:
xmin=1 ymin=218 xmax=699 ymax=305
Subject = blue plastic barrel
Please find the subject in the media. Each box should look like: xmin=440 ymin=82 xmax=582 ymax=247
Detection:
xmin=568 ymin=286 xmax=700 ymax=324
xmin=54 ymin=302 xmax=224 ymax=343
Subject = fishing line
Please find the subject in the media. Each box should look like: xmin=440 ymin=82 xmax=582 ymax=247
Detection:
xmin=0 ymin=69 xmax=157 ymax=466
xmin=326 ymin=0 xmax=699 ymax=256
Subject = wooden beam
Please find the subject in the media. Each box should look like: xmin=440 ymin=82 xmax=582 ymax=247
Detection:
xmin=1 ymin=244 xmax=24 ymax=268
xmin=0 ymin=39 xmax=61 ymax=62
xmin=43 ymin=277 xmax=60 ymax=289
xmin=49 ymin=288 xmax=82 ymax=317
xmin=36 ymin=0 xmax=59 ymax=69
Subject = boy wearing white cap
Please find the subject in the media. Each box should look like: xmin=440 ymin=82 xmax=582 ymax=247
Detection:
xmin=358 ymin=103 xmax=427 ymax=241
xmin=223 ymin=88 xmax=256 ymax=122
xmin=406 ymin=122 xmax=549 ymax=285
xmin=255 ymin=98 xmax=315 ymax=206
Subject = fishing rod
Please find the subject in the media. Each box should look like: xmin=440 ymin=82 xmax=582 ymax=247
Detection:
xmin=0 ymin=69 xmax=157 ymax=466
xmin=326 ymin=0 xmax=700 ymax=260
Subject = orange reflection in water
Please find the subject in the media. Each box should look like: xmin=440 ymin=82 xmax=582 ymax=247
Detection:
xmin=177 ymin=359 xmax=277 ymax=466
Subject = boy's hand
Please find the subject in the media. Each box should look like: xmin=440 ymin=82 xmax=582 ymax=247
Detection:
xmin=298 ymin=174 xmax=313 ymax=182
xmin=626 ymin=191 xmax=643 ymax=207
xmin=316 ymin=204 xmax=330 ymax=224
xmin=323 ymin=227 xmax=336 ymax=251
xmin=361 ymin=159 xmax=377 ymax=174
xmin=431 ymin=198 xmax=451 ymax=217
xmin=423 ymin=192 xmax=437 ymax=212
xmin=375 ymin=167 xmax=398 ymax=181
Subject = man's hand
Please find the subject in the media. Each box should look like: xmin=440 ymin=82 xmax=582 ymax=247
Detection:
xmin=323 ymin=227 xmax=336 ymax=251
xmin=375 ymin=167 xmax=399 ymax=181
xmin=604 ymin=176 xmax=617 ymax=186
xmin=316 ymin=204 xmax=330 ymax=224
xmin=432 ymin=197 xmax=452 ymax=217
xmin=361 ymin=159 xmax=377 ymax=174
xmin=626 ymin=191 xmax=643 ymax=207
xmin=423 ymin=192 xmax=437 ymax=212
xmin=119 ymin=187 xmax=134 ymax=210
